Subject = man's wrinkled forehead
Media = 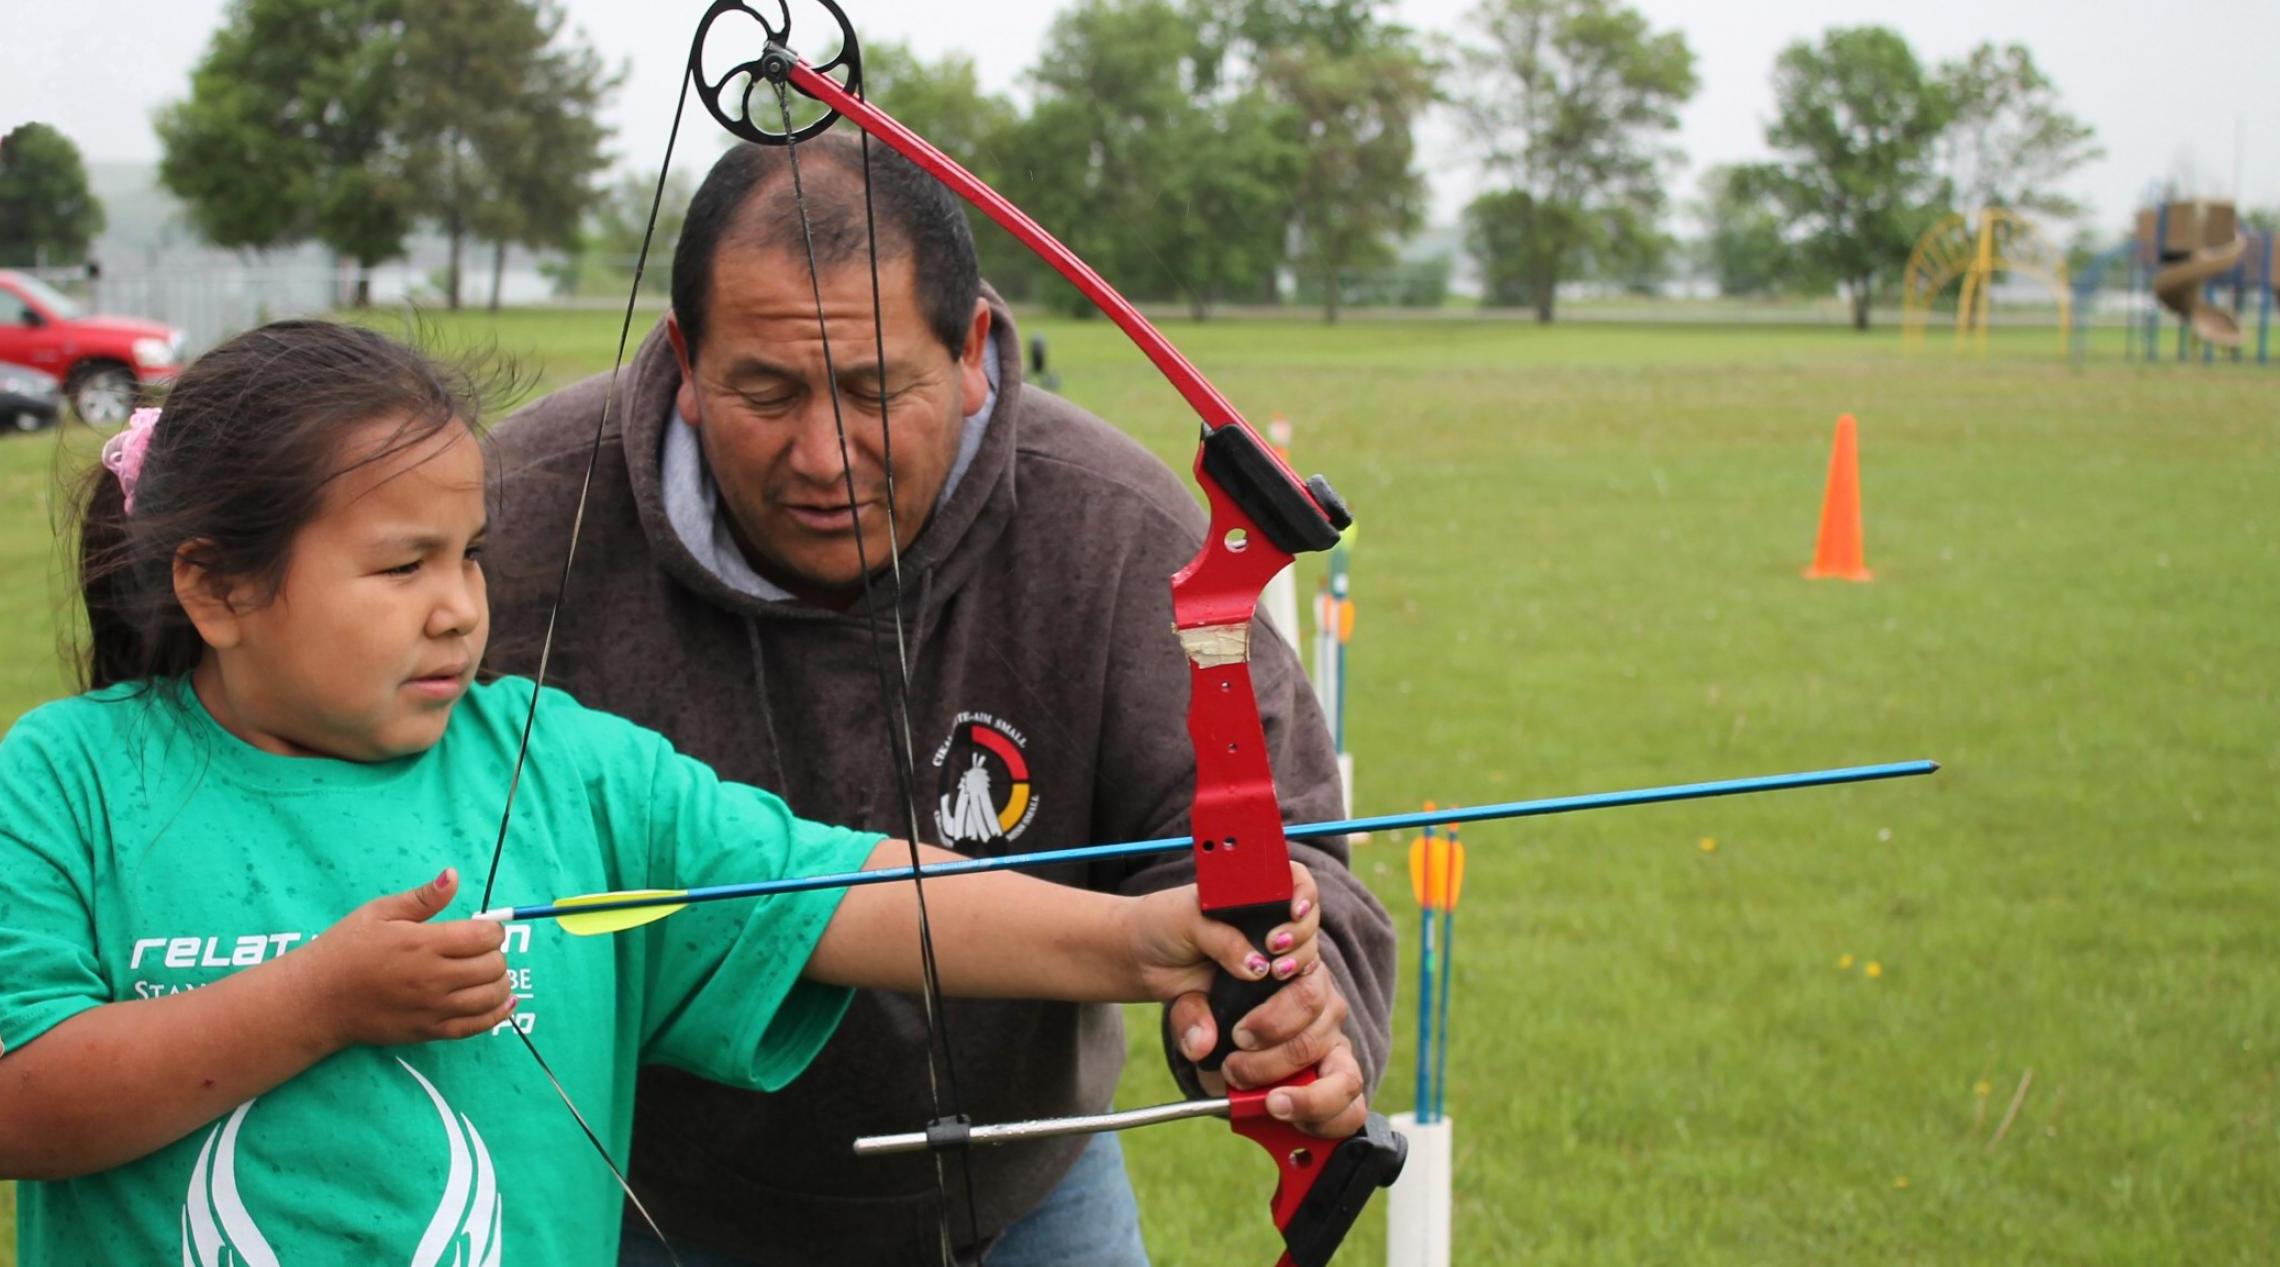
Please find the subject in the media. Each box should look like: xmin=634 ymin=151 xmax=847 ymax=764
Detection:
xmin=719 ymin=167 xmax=912 ymax=283
xmin=696 ymin=235 xmax=929 ymax=360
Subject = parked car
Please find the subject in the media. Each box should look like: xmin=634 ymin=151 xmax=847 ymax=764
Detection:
xmin=0 ymin=363 xmax=62 ymax=432
xmin=0 ymin=270 xmax=184 ymax=424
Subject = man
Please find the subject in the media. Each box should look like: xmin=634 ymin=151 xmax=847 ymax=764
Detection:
xmin=485 ymin=137 xmax=1396 ymax=1265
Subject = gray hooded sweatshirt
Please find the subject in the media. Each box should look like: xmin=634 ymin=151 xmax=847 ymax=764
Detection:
xmin=482 ymin=295 xmax=1396 ymax=1263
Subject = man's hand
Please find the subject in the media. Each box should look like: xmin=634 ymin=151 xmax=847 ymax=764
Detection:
xmin=1165 ymin=887 xmax=1370 ymax=1141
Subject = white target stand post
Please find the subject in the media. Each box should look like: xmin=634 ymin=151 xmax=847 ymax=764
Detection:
xmin=1385 ymin=1110 xmax=1453 ymax=1267
xmin=1391 ymin=812 xmax=1462 ymax=1266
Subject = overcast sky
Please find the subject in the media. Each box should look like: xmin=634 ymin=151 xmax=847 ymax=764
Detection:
xmin=8 ymin=0 xmax=2278 ymax=233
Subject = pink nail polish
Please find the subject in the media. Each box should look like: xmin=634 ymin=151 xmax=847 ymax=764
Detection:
xmin=1270 ymin=930 xmax=1294 ymax=952
xmin=1292 ymin=899 xmax=1312 ymax=920
xmin=1274 ymin=956 xmax=1297 ymax=978
xmin=1245 ymin=954 xmax=1270 ymax=976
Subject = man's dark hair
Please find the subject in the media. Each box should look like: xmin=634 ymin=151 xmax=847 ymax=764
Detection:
xmin=672 ymin=135 xmax=982 ymax=361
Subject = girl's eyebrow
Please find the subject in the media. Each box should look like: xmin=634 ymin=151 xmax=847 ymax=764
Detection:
xmin=370 ymin=522 xmax=487 ymax=552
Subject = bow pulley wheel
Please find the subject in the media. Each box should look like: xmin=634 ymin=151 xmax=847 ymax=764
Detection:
xmin=689 ymin=0 xmax=861 ymax=146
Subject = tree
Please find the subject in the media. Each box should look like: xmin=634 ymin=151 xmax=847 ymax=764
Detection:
xmin=1006 ymin=0 xmax=1300 ymax=319
xmin=1148 ymin=92 xmax=1301 ymax=317
xmin=1695 ymin=163 xmax=1791 ymax=297
xmin=1452 ymin=0 xmax=1696 ymax=322
xmin=1465 ymin=189 xmax=1577 ymax=309
xmin=1005 ymin=0 xmax=1206 ymax=315
xmin=1590 ymin=205 xmax=1674 ymax=295
xmin=464 ymin=3 xmax=618 ymax=310
xmin=1182 ymin=0 xmax=1433 ymax=320
xmin=860 ymin=41 xmax=1035 ymax=302
xmin=1745 ymin=27 xmax=1952 ymax=331
xmin=0 ymin=123 xmax=105 ymax=268
xmin=1192 ymin=0 xmax=1394 ymax=67
xmin=1937 ymin=42 xmax=2101 ymax=222
xmin=545 ymin=169 xmax=693 ymax=299
xmin=398 ymin=0 xmax=614 ymax=311
xmin=1261 ymin=33 xmax=1435 ymax=321
xmin=156 ymin=0 xmax=417 ymax=302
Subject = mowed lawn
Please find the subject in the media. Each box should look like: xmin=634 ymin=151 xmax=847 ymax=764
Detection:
xmin=1 ymin=312 xmax=2273 ymax=1265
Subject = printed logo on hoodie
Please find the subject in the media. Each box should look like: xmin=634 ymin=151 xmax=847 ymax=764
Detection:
xmin=930 ymin=711 xmax=1039 ymax=848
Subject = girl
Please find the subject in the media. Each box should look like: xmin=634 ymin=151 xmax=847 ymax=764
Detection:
xmin=0 ymin=320 xmax=1331 ymax=1264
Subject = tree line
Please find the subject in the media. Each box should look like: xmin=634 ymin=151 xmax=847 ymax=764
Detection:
xmin=4 ymin=0 xmax=2117 ymax=328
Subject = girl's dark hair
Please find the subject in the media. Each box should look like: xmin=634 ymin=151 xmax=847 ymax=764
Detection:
xmin=71 ymin=319 xmax=492 ymax=691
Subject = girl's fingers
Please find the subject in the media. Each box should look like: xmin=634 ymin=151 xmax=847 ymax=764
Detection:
xmin=1190 ymin=907 xmax=1275 ymax=984
xmin=1286 ymin=863 xmax=1321 ymax=924
xmin=438 ymin=991 xmax=520 ymax=1042
xmin=433 ymin=918 xmax=510 ymax=958
xmin=435 ymin=975 xmax=515 ymax=1025
xmin=1260 ymin=862 xmax=1323 ymax=968
xmin=435 ymin=950 xmax=510 ymax=992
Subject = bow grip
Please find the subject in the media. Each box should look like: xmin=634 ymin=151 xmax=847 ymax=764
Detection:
xmin=1199 ymin=901 xmax=1291 ymax=1072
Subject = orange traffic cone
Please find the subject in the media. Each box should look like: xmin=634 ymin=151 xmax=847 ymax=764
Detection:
xmin=1803 ymin=414 xmax=1872 ymax=581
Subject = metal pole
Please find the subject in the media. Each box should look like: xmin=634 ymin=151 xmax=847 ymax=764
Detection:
xmin=854 ymin=1097 xmax=1231 ymax=1155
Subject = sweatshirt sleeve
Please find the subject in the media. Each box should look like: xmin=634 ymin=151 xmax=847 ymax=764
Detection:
xmin=1089 ymin=524 xmax=1399 ymax=1100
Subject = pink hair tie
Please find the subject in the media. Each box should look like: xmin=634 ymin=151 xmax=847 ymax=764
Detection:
xmin=101 ymin=407 xmax=163 ymax=514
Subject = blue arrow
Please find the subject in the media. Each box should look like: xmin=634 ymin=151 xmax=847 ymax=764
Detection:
xmin=477 ymin=760 xmax=1938 ymax=930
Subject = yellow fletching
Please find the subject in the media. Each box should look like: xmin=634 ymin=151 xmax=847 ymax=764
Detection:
xmin=1446 ymin=842 xmax=1466 ymax=910
xmin=551 ymin=889 xmax=689 ymax=936
xmin=1408 ymin=837 xmax=1429 ymax=907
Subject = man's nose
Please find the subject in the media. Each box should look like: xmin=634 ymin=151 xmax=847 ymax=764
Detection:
xmin=782 ymin=398 xmax=859 ymax=487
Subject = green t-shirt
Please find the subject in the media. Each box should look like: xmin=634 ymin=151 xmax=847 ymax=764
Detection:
xmin=0 ymin=676 xmax=881 ymax=1265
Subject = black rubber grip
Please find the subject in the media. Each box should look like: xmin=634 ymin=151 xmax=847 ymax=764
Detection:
xmin=1198 ymin=902 xmax=1287 ymax=1072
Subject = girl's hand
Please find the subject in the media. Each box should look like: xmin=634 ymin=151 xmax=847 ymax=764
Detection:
xmin=1126 ymin=866 xmax=1367 ymax=1138
xmin=294 ymin=867 xmax=517 ymax=1049
xmin=1126 ymin=862 xmax=1323 ymax=1006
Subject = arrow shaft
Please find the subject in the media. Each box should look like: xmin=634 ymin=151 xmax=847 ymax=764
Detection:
xmin=480 ymin=759 xmax=1938 ymax=926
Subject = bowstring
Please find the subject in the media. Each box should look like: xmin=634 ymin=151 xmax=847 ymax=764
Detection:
xmin=773 ymin=82 xmax=981 ymax=1265
xmin=474 ymin=62 xmax=696 ymax=1267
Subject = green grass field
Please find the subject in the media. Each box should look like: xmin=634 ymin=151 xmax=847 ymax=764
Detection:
xmin=2 ymin=312 xmax=2273 ymax=1265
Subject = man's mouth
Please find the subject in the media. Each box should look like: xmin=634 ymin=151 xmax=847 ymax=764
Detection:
xmin=782 ymin=501 xmax=866 ymax=535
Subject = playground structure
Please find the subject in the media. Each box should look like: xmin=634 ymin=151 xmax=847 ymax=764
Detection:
xmin=1900 ymin=208 xmax=2071 ymax=354
xmin=2070 ymin=199 xmax=2278 ymax=365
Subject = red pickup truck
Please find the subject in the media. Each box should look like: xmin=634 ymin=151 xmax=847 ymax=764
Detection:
xmin=0 ymin=270 xmax=184 ymax=424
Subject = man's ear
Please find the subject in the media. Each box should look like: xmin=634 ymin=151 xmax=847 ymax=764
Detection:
xmin=959 ymin=298 xmax=992 ymax=417
xmin=666 ymin=311 xmax=703 ymax=428
xmin=172 ymin=543 xmax=250 ymax=651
